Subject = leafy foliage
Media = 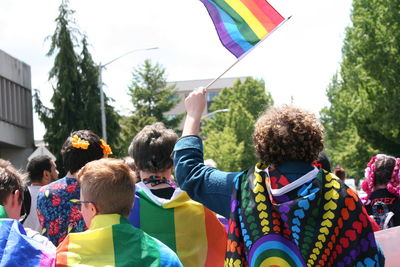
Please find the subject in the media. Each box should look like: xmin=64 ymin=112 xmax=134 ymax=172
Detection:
xmin=34 ymin=1 xmax=121 ymax=174
xmin=119 ymin=59 xmax=183 ymax=153
xmin=321 ymin=0 xmax=400 ymax=178
xmin=203 ymin=77 xmax=274 ymax=170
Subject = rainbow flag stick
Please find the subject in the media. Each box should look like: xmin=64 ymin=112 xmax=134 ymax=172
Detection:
xmin=205 ymin=15 xmax=291 ymax=90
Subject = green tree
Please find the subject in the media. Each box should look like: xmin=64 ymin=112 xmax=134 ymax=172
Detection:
xmin=341 ymin=0 xmax=400 ymax=155
xmin=79 ymin=37 xmax=122 ymax=156
xmin=119 ymin=59 xmax=183 ymax=151
xmin=321 ymin=0 xmax=400 ymax=178
xmin=203 ymin=77 xmax=274 ymax=170
xmin=204 ymin=128 xmax=244 ymax=172
xmin=320 ymin=74 xmax=377 ymax=179
xmin=34 ymin=1 xmax=121 ymax=173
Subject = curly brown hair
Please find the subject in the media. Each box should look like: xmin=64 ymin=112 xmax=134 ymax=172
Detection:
xmin=253 ymin=106 xmax=324 ymax=165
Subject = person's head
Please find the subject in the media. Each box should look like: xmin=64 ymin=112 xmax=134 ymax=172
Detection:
xmin=334 ymin=166 xmax=346 ymax=181
xmin=26 ymin=155 xmax=59 ymax=185
xmin=123 ymin=157 xmax=140 ymax=183
xmin=0 ymin=159 xmax=25 ymax=219
xmin=253 ymin=106 xmax=324 ymax=166
xmin=363 ymin=154 xmax=400 ymax=197
xmin=77 ymin=158 xmax=136 ymax=227
xmin=61 ymin=130 xmax=112 ymax=175
xmin=129 ymin=122 xmax=178 ymax=173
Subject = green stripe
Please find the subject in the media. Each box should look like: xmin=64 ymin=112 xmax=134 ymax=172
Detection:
xmin=139 ymin=193 xmax=177 ymax=252
xmin=113 ymin=217 xmax=161 ymax=266
xmin=254 ymin=248 xmax=298 ymax=267
xmin=213 ymin=0 xmax=260 ymax=45
xmin=0 ymin=206 xmax=8 ymax=219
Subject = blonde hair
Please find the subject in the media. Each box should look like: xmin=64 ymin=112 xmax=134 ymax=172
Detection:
xmin=78 ymin=158 xmax=136 ymax=217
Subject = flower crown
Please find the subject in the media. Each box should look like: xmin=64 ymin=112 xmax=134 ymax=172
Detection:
xmin=362 ymin=154 xmax=400 ymax=199
xmin=70 ymin=135 xmax=112 ymax=156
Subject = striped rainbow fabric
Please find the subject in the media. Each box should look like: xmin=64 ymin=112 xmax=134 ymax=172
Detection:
xmin=129 ymin=184 xmax=227 ymax=267
xmin=0 ymin=219 xmax=55 ymax=266
xmin=200 ymin=0 xmax=284 ymax=58
xmin=57 ymin=214 xmax=182 ymax=267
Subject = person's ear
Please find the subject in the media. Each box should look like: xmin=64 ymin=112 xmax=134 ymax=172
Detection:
xmin=43 ymin=170 xmax=51 ymax=183
xmin=88 ymin=202 xmax=98 ymax=215
xmin=12 ymin=190 xmax=21 ymax=205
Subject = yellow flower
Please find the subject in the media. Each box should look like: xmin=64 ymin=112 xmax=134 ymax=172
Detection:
xmin=100 ymin=139 xmax=112 ymax=156
xmin=70 ymin=135 xmax=90 ymax=150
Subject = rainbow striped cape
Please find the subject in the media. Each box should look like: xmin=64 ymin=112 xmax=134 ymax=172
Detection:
xmin=0 ymin=206 xmax=55 ymax=266
xmin=57 ymin=214 xmax=182 ymax=267
xmin=199 ymin=0 xmax=284 ymax=58
xmin=128 ymin=183 xmax=227 ymax=267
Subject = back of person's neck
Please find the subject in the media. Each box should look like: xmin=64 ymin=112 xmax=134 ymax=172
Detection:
xmin=66 ymin=171 xmax=78 ymax=179
xmin=140 ymin=169 xmax=172 ymax=189
xmin=374 ymin=184 xmax=387 ymax=190
xmin=31 ymin=181 xmax=46 ymax=186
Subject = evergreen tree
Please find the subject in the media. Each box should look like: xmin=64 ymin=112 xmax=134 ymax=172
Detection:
xmin=203 ymin=77 xmax=274 ymax=170
xmin=119 ymin=59 xmax=183 ymax=151
xmin=34 ymin=1 xmax=121 ymax=173
xmin=321 ymin=0 xmax=400 ymax=177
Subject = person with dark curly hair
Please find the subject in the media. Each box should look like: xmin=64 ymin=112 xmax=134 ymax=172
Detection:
xmin=37 ymin=130 xmax=112 ymax=246
xmin=174 ymin=88 xmax=384 ymax=266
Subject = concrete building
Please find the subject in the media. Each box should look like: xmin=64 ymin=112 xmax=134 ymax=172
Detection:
xmin=165 ymin=77 xmax=248 ymax=128
xmin=0 ymin=49 xmax=34 ymax=169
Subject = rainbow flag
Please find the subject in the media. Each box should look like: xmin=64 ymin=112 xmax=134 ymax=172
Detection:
xmin=0 ymin=219 xmax=55 ymax=266
xmin=128 ymin=184 xmax=227 ymax=267
xmin=200 ymin=0 xmax=284 ymax=58
xmin=57 ymin=214 xmax=182 ymax=267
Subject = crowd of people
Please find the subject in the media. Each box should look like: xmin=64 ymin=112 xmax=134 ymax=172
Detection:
xmin=0 ymin=87 xmax=398 ymax=266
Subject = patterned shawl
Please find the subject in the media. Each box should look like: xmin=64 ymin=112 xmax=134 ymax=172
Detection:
xmin=225 ymin=164 xmax=384 ymax=267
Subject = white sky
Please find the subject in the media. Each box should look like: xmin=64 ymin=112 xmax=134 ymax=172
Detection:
xmin=1 ymin=0 xmax=352 ymax=140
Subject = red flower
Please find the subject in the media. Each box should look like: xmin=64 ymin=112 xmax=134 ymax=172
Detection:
xmin=38 ymin=212 xmax=45 ymax=228
xmin=69 ymin=206 xmax=82 ymax=221
xmin=51 ymin=195 xmax=62 ymax=206
xmin=49 ymin=219 xmax=61 ymax=236
xmin=66 ymin=183 xmax=78 ymax=193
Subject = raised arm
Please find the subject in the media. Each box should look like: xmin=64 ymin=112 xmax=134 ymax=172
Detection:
xmin=174 ymin=88 xmax=240 ymax=218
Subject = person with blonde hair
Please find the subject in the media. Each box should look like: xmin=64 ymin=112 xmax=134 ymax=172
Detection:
xmin=56 ymin=158 xmax=182 ymax=267
xmin=174 ymin=88 xmax=384 ymax=266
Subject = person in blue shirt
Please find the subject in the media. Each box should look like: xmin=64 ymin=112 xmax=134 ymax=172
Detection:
xmin=174 ymin=87 xmax=384 ymax=267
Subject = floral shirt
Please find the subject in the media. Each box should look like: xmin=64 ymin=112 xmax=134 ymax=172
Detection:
xmin=37 ymin=177 xmax=85 ymax=246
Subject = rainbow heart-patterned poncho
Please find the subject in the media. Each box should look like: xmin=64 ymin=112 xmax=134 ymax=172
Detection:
xmin=226 ymin=164 xmax=385 ymax=267
xmin=0 ymin=206 xmax=55 ymax=266
xmin=57 ymin=214 xmax=182 ymax=267
xmin=129 ymin=183 xmax=227 ymax=267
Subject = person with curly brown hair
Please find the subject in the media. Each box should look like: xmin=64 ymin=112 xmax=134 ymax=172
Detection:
xmin=174 ymin=88 xmax=384 ymax=267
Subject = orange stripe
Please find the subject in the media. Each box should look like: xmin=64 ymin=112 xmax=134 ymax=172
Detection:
xmin=240 ymin=0 xmax=274 ymax=32
xmin=254 ymin=0 xmax=284 ymax=27
xmin=204 ymin=208 xmax=228 ymax=267
xmin=56 ymin=235 xmax=70 ymax=267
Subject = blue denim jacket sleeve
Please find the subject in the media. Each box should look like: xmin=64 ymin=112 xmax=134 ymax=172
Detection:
xmin=173 ymin=135 xmax=241 ymax=218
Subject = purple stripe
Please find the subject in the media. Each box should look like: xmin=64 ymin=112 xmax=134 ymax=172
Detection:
xmin=200 ymin=0 xmax=246 ymax=57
